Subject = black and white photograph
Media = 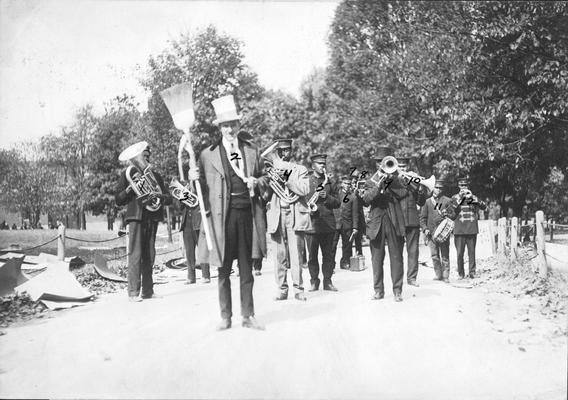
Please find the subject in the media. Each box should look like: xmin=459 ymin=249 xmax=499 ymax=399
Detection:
xmin=0 ymin=1 xmax=567 ymax=398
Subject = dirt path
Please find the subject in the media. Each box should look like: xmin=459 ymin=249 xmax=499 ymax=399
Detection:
xmin=0 ymin=245 xmax=565 ymax=399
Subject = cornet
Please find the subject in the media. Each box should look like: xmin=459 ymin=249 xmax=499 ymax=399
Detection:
xmin=369 ymin=156 xmax=398 ymax=191
xmin=118 ymin=141 xmax=163 ymax=212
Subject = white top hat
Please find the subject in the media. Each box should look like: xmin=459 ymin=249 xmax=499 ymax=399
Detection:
xmin=212 ymin=95 xmax=241 ymax=125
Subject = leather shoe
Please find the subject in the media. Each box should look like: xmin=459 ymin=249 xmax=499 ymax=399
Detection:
xmin=323 ymin=283 xmax=338 ymax=292
xmin=308 ymin=283 xmax=319 ymax=292
xmin=433 ymin=277 xmax=443 ymax=281
xmin=469 ymin=273 xmax=476 ymax=279
xmin=141 ymin=293 xmax=162 ymax=299
xmin=371 ymin=292 xmax=384 ymax=300
xmin=408 ymin=280 xmax=420 ymax=287
xmin=294 ymin=292 xmax=307 ymax=301
xmin=442 ymin=278 xmax=450 ymax=283
xmin=217 ymin=319 xmax=232 ymax=331
xmin=254 ymin=270 xmax=262 ymax=276
xmin=394 ymin=293 xmax=403 ymax=302
xmin=274 ymin=293 xmax=288 ymax=301
xmin=129 ymin=296 xmax=142 ymax=302
xmin=202 ymin=278 xmax=211 ymax=284
xmin=185 ymin=280 xmax=196 ymax=285
xmin=242 ymin=317 xmax=265 ymax=331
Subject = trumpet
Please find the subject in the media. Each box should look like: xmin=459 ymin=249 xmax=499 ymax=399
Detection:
xmin=307 ymin=168 xmax=329 ymax=213
xmin=369 ymin=156 xmax=399 ymax=191
xmin=119 ymin=141 xmax=163 ymax=212
xmin=169 ymin=178 xmax=199 ymax=207
xmin=261 ymin=142 xmax=299 ymax=203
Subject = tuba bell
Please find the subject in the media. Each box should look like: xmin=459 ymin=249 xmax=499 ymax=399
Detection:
xmin=261 ymin=142 xmax=299 ymax=203
xmin=118 ymin=141 xmax=163 ymax=212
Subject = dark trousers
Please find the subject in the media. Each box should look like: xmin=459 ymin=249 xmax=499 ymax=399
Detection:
xmin=183 ymin=227 xmax=210 ymax=281
xmin=369 ymin=217 xmax=404 ymax=295
xmin=253 ymin=258 xmax=263 ymax=271
xmin=127 ymin=220 xmax=158 ymax=297
xmin=340 ymin=228 xmax=353 ymax=267
xmin=455 ymin=234 xmax=477 ymax=277
xmin=331 ymin=229 xmax=341 ymax=268
xmin=354 ymin=230 xmax=363 ymax=255
xmin=306 ymin=232 xmax=335 ymax=285
xmin=402 ymin=226 xmax=420 ymax=282
xmin=428 ymin=239 xmax=450 ymax=279
xmin=218 ymin=207 xmax=254 ymax=320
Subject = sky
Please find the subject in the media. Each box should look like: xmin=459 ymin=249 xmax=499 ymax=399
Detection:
xmin=0 ymin=0 xmax=339 ymax=149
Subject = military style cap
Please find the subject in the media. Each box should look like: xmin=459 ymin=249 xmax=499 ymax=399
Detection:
xmin=310 ymin=154 xmax=328 ymax=163
xmin=276 ymin=138 xmax=292 ymax=149
xmin=397 ymin=156 xmax=410 ymax=167
xmin=373 ymin=146 xmax=394 ymax=161
xmin=434 ymin=179 xmax=446 ymax=189
xmin=458 ymin=177 xmax=470 ymax=186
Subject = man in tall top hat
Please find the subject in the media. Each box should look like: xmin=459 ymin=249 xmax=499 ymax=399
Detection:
xmin=396 ymin=157 xmax=428 ymax=286
xmin=115 ymin=142 xmax=172 ymax=302
xmin=452 ymin=177 xmax=487 ymax=279
xmin=188 ymin=94 xmax=269 ymax=330
xmin=265 ymin=138 xmax=311 ymax=301
xmin=419 ymin=179 xmax=454 ymax=282
xmin=306 ymin=154 xmax=341 ymax=292
xmin=361 ymin=146 xmax=406 ymax=302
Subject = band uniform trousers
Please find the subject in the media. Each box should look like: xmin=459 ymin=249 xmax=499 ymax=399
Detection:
xmin=306 ymin=232 xmax=336 ymax=286
xmin=219 ymin=207 xmax=255 ymax=320
xmin=402 ymin=226 xmax=420 ymax=283
xmin=339 ymin=228 xmax=354 ymax=268
xmin=369 ymin=215 xmax=404 ymax=295
xmin=127 ymin=220 xmax=158 ymax=297
xmin=353 ymin=230 xmax=363 ymax=255
xmin=428 ymin=239 xmax=450 ymax=279
xmin=273 ymin=207 xmax=304 ymax=295
xmin=454 ymin=234 xmax=477 ymax=277
xmin=331 ymin=228 xmax=341 ymax=268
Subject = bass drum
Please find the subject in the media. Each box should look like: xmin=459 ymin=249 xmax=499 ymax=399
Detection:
xmin=432 ymin=218 xmax=454 ymax=244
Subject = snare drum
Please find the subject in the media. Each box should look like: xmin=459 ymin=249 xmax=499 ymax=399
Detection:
xmin=432 ymin=218 xmax=454 ymax=244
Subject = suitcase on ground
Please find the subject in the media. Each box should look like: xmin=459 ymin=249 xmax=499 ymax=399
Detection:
xmin=349 ymin=255 xmax=366 ymax=271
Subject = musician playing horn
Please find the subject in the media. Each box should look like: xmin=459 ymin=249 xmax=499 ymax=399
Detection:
xmin=266 ymin=138 xmax=311 ymax=301
xmin=419 ymin=180 xmax=454 ymax=283
xmin=396 ymin=156 xmax=428 ymax=287
xmin=115 ymin=143 xmax=172 ymax=302
xmin=452 ymin=177 xmax=487 ymax=279
xmin=362 ymin=146 xmax=406 ymax=302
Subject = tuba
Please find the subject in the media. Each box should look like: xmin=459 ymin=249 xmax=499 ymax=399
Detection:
xmin=261 ymin=142 xmax=299 ymax=203
xmin=119 ymin=141 xmax=163 ymax=212
xmin=307 ymin=168 xmax=329 ymax=213
xmin=169 ymin=178 xmax=199 ymax=208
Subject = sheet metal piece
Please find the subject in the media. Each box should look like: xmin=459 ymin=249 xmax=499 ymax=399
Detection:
xmin=165 ymin=257 xmax=188 ymax=270
xmin=40 ymin=300 xmax=90 ymax=310
xmin=15 ymin=268 xmax=93 ymax=302
xmin=93 ymin=254 xmax=127 ymax=282
xmin=0 ymin=256 xmax=28 ymax=297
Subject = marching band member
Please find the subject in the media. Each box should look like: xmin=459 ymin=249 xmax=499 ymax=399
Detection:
xmin=115 ymin=143 xmax=172 ymax=302
xmin=306 ymin=154 xmax=341 ymax=292
xmin=361 ymin=146 xmax=406 ymax=302
xmin=337 ymin=175 xmax=361 ymax=269
xmin=452 ymin=177 xmax=487 ymax=279
xmin=419 ymin=180 xmax=454 ymax=283
xmin=188 ymin=95 xmax=268 ymax=331
xmin=265 ymin=138 xmax=311 ymax=301
xmin=396 ymin=157 xmax=428 ymax=287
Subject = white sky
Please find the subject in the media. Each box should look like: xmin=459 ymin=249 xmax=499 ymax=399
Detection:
xmin=0 ymin=0 xmax=339 ymax=149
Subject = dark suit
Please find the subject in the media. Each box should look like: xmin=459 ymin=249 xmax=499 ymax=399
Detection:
xmin=362 ymin=177 xmax=406 ymax=296
xmin=338 ymin=190 xmax=360 ymax=268
xmin=399 ymin=187 xmax=427 ymax=283
xmin=115 ymin=168 xmax=172 ymax=297
xmin=306 ymin=172 xmax=340 ymax=287
xmin=180 ymin=202 xmax=210 ymax=282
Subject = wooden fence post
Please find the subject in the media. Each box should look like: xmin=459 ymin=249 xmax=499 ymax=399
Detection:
xmin=510 ymin=217 xmax=518 ymax=262
xmin=549 ymin=219 xmax=554 ymax=242
xmin=535 ymin=211 xmax=549 ymax=279
xmin=498 ymin=217 xmax=507 ymax=256
xmin=57 ymin=223 xmax=66 ymax=261
xmin=489 ymin=220 xmax=498 ymax=255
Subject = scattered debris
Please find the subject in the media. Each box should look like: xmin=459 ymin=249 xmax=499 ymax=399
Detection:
xmin=0 ymin=293 xmax=49 ymax=328
xmin=94 ymin=254 xmax=127 ymax=282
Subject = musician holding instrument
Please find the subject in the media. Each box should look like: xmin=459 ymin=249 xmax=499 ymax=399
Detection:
xmin=337 ymin=176 xmax=361 ymax=269
xmin=361 ymin=146 xmax=406 ymax=302
xmin=115 ymin=142 xmax=172 ymax=302
xmin=452 ymin=177 xmax=487 ymax=279
xmin=264 ymin=138 xmax=311 ymax=301
xmin=419 ymin=180 xmax=455 ymax=283
xmin=396 ymin=157 xmax=429 ymax=287
xmin=306 ymin=154 xmax=341 ymax=292
xmin=188 ymin=95 xmax=268 ymax=331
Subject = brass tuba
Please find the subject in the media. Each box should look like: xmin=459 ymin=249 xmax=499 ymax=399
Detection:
xmin=261 ymin=142 xmax=299 ymax=203
xmin=169 ymin=178 xmax=199 ymax=208
xmin=118 ymin=141 xmax=163 ymax=212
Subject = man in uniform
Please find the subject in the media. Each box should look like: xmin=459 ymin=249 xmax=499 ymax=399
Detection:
xmin=396 ymin=157 xmax=428 ymax=287
xmin=266 ymin=138 xmax=311 ymax=301
xmin=361 ymin=146 xmax=406 ymax=302
xmin=306 ymin=154 xmax=341 ymax=292
xmin=452 ymin=177 xmax=487 ymax=279
xmin=337 ymin=175 xmax=360 ymax=269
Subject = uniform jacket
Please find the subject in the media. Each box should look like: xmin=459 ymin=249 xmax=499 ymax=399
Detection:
xmin=266 ymin=162 xmax=312 ymax=233
xmin=419 ymin=196 xmax=455 ymax=234
xmin=361 ymin=176 xmax=406 ymax=240
xmin=451 ymin=193 xmax=487 ymax=235
xmin=115 ymin=168 xmax=172 ymax=223
xmin=399 ymin=186 xmax=427 ymax=228
xmin=337 ymin=190 xmax=360 ymax=231
xmin=306 ymin=172 xmax=341 ymax=234
xmin=196 ymin=137 xmax=268 ymax=267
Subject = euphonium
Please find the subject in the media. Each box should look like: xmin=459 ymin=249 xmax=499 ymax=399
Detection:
xmin=307 ymin=168 xmax=329 ymax=213
xmin=169 ymin=178 xmax=199 ymax=208
xmin=261 ymin=142 xmax=299 ymax=203
xmin=118 ymin=141 xmax=163 ymax=212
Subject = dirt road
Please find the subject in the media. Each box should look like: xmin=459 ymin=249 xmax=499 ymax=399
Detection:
xmin=0 ymin=245 xmax=565 ymax=399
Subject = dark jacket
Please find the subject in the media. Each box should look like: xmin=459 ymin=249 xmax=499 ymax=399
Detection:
xmin=306 ymin=172 xmax=340 ymax=234
xmin=338 ymin=190 xmax=360 ymax=230
xmin=361 ymin=176 xmax=406 ymax=239
xmin=180 ymin=204 xmax=201 ymax=231
xmin=399 ymin=187 xmax=427 ymax=228
xmin=452 ymin=193 xmax=487 ymax=235
xmin=115 ymin=168 xmax=172 ymax=223
xmin=419 ymin=196 xmax=455 ymax=234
